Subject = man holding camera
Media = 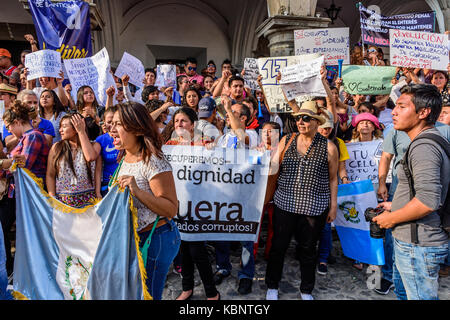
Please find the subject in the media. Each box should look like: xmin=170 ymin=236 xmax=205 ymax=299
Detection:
xmin=373 ymin=84 xmax=449 ymax=300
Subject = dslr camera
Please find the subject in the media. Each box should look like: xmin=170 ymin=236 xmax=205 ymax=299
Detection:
xmin=364 ymin=207 xmax=385 ymax=238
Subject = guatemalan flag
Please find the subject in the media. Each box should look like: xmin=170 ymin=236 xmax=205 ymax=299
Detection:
xmin=12 ymin=167 xmax=151 ymax=300
xmin=334 ymin=180 xmax=385 ymax=266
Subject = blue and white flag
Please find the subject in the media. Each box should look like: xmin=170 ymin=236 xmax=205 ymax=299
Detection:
xmin=12 ymin=168 xmax=150 ymax=300
xmin=334 ymin=180 xmax=385 ymax=266
xmin=28 ymin=0 xmax=92 ymax=59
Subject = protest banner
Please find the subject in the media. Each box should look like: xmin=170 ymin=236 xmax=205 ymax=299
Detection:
xmin=335 ymin=180 xmax=385 ymax=265
xmin=389 ymin=29 xmax=449 ymax=71
xmin=24 ymin=49 xmax=62 ymax=81
xmin=243 ymin=58 xmax=260 ymax=91
xmin=294 ymin=28 xmax=350 ymax=65
xmin=257 ymin=53 xmax=320 ymax=113
xmin=114 ymin=52 xmax=146 ymax=88
xmin=154 ymin=64 xmax=177 ymax=89
xmin=28 ymin=0 xmax=92 ymax=59
xmin=162 ymin=145 xmax=269 ymax=242
xmin=280 ymin=56 xmax=326 ymax=101
xmin=63 ymin=48 xmax=116 ymax=107
xmin=342 ymin=65 xmax=397 ymax=95
xmin=358 ymin=3 xmax=435 ymax=47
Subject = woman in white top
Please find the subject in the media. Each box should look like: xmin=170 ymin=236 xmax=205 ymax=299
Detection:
xmin=109 ymin=102 xmax=180 ymax=300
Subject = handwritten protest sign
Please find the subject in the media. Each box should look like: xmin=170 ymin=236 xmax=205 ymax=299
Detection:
xmin=64 ymin=47 xmax=116 ymax=107
xmin=257 ymin=53 xmax=320 ymax=113
xmin=345 ymin=140 xmax=390 ymax=187
xmin=163 ymin=145 xmax=269 ymax=241
xmin=359 ymin=4 xmax=435 ymax=47
xmin=25 ymin=49 xmax=62 ymax=81
xmin=280 ymin=56 xmax=326 ymax=100
xmin=154 ymin=64 xmax=176 ymax=89
xmin=294 ymin=28 xmax=350 ymax=65
xmin=342 ymin=65 xmax=397 ymax=95
xmin=243 ymin=58 xmax=260 ymax=91
xmin=114 ymin=52 xmax=145 ymax=88
xmin=390 ymin=29 xmax=449 ymax=71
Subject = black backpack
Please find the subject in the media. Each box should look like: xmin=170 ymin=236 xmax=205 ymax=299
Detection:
xmin=401 ymin=131 xmax=450 ymax=244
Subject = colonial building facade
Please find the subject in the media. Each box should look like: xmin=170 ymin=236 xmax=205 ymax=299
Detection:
xmin=1 ymin=0 xmax=449 ymax=69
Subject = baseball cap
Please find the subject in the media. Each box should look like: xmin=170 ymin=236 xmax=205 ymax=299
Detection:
xmin=319 ymin=109 xmax=334 ymax=129
xmin=198 ymin=97 xmax=216 ymax=118
xmin=0 ymin=49 xmax=11 ymax=58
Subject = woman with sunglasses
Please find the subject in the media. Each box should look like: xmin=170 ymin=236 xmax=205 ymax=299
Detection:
xmin=109 ymin=102 xmax=180 ymax=300
xmin=365 ymin=45 xmax=386 ymax=66
xmin=265 ymin=100 xmax=338 ymax=301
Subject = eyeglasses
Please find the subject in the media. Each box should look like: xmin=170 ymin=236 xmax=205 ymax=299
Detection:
xmin=294 ymin=115 xmax=313 ymax=122
xmin=188 ymin=66 xmax=197 ymax=71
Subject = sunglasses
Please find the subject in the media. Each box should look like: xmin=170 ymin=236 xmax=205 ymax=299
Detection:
xmin=367 ymin=48 xmax=377 ymax=53
xmin=188 ymin=66 xmax=197 ymax=71
xmin=294 ymin=115 xmax=313 ymax=122
xmin=207 ymin=64 xmax=215 ymax=68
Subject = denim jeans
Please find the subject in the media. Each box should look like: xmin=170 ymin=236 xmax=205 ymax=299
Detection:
xmin=139 ymin=219 xmax=181 ymax=300
xmin=381 ymin=228 xmax=394 ymax=282
xmin=318 ymin=222 xmax=332 ymax=264
xmin=214 ymin=241 xmax=255 ymax=280
xmin=393 ymin=237 xmax=448 ymax=300
xmin=0 ymin=220 xmax=12 ymax=300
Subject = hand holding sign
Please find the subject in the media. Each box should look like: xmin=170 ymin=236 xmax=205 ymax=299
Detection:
xmin=115 ymin=52 xmax=145 ymax=88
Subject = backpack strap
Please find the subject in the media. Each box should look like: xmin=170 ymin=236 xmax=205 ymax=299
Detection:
xmin=401 ymin=131 xmax=450 ymax=244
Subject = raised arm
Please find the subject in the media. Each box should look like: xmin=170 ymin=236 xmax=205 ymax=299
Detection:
xmin=71 ymin=114 xmax=100 ymax=162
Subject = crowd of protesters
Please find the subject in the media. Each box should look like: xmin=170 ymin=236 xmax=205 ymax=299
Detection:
xmin=0 ymin=32 xmax=449 ymax=301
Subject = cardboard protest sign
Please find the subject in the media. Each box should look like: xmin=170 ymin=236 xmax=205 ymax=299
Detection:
xmin=359 ymin=4 xmax=435 ymax=47
xmin=154 ymin=64 xmax=177 ymax=89
xmin=163 ymin=145 xmax=269 ymax=242
xmin=342 ymin=65 xmax=397 ymax=95
xmin=294 ymin=28 xmax=350 ymax=65
xmin=64 ymin=47 xmax=116 ymax=107
xmin=114 ymin=52 xmax=145 ymax=88
xmin=345 ymin=140 xmax=384 ymax=186
xmin=257 ymin=53 xmax=320 ymax=113
xmin=243 ymin=58 xmax=260 ymax=91
xmin=390 ymin=29 xmax=449 ymax=71
xmin=25 ymin=49 xmax=62 ymax=81
xmin=280 ymin=56 xmax=326 ymax=100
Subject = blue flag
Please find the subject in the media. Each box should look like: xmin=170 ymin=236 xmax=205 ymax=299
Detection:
xmin=334 ymin=180 xmax=385 ymax=266
xmin=12 ymin=167 xmax=150 ymax=300
xmin=28 ymin=0 xmax=92 ymax=59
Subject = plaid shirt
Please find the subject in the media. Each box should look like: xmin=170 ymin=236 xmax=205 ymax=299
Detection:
xmin=11 ymin=128 xmax=50 ymax=180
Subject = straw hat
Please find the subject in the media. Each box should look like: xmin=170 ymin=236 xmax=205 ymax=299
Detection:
xmin=292 ymin=100 xmax=326 ymax=125
xmin=0 ymin=83 xmax=18 ymax=95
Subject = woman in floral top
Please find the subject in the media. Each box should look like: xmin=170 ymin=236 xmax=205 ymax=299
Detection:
xmin=46 ymin=113 xmax=101 ymax=208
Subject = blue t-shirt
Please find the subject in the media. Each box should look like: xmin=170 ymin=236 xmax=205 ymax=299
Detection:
xmin=2 ymin=118 xmax=55 ymax=140
xmin=95 ymin=133 xmax=120 ymax=185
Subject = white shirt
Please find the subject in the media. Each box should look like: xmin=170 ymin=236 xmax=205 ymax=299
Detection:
xmin=215 ymin=129 xmax=259 ymax=149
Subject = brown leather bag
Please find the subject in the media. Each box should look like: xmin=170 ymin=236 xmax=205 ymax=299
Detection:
xmin=264 ymin=133 xmax=297 ymax=205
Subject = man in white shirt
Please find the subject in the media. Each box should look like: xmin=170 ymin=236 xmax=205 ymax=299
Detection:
xmin=195 ymin=97 xmax=220 ymax=142
xmin=215 ymin=96 xmax=258 ymax=149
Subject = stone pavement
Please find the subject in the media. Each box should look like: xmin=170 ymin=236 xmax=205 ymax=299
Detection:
xmin=162 ymin=236 xmax=450 ymax=300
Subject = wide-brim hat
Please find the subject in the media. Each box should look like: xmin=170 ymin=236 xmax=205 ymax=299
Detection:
xmin=352 ymin=112 xmax=381 ymax=129
xmin=0 ymin=83 xmax=18 ymax=95
xmin=292 ymin=100 xmax=326 ymax=125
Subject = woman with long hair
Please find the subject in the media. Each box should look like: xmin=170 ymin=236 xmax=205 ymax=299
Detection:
xmin=109 ymin=102 xmax=180 ymax=300
xmin=39 ymin=89 xmax=67 ymax=143
xmin=350 ymin=112 xmax=383 ymax=143
xmin=182 ymin=86 xmax=201 ymax=112
xmin=1 ymin=101 xmax=50 ymax=276
xmin=164 ymin=107 xmax=219 ymax=300
xmin=46 ymin=113 xmax=101 ymax=208
xmin=75 ymin=85 xmax=102 ymax=140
